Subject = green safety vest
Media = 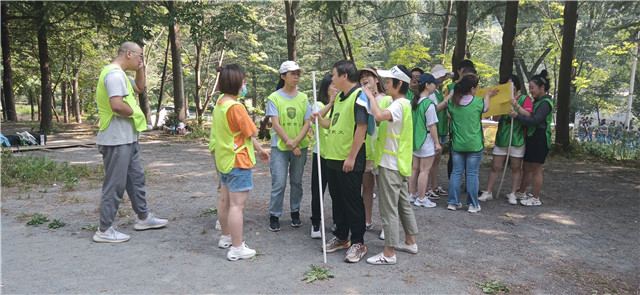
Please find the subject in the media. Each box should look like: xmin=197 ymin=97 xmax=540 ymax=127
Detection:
xmin=448 ymin=96 xmax=484 ymax=152
xmin=527 ymin=96 xmax=554 ymax=149
xmin=210 ymin=99 xmax=256 ymax=174
xmin=446 ymin=82 xmax=456 ymax=95
xmin=374 ymin=98 xmax=413 ymax=177
xmin=268 ymin=91 xmax=310 ymax=151
xmin=325 ymin=88 xmax=362 ymax=161
xmin=365 ymin=95 xmax=391 ymax=160
xmin=96 ymin=64 xmax=147 ymax=132
xmin=495 ymin=94 xmax=529 ymax=147
xmin=434 ymin=90 xmax=449 ymax=136
xmin=312 ymin=101 xmax=329 ymax=158
xmin=412 ymin=97 xmax=434 ymax=151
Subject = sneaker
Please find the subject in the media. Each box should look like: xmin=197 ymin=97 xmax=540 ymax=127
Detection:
xmin=507 ymin=192 xmax=518 ymax=205
xmin=478 ymin=191 xmax=493 ymax=202
xmin=467 ymin=204 xmax=481 ymax=213
xmin=215 ymin=219 xmax=222 ymax=230
xmin=269 ymin=216 xmax=280 ymax=232
xmin=365 ymin=222 xmax=374 ymax=231
xmin=291 ymin=212 xmax=302 ymax=227
xmin=447 ymin=203 xmax=463 ymax=211
xmin=426 ymin=190 xmax=440 ymax=200
xmin=409 ymin=194 xmax=417 ymax=203
xmin=310 ymin=225 xmax=321 ymax=239
xmin=515 ymin=191 xmax=527 ymax=200
xmin=134 ymin=213 xmax=168 ymax=230
xmin=414 ymin=197 xmax=437 ymax=208
xmin=218 ymin=234 xmax=232 ymax=249
xmin=379 ymin=229 xmax=385 ymax=240
xmin=344 ymin=243 xmax=367 ymax=263
xmin=325 ymin=237 xmax=350 ymax=253
xmin=226 ymin=242 xmax=256 ymax=261
xmin=395 ymin=242 xmax=418 ymax=254
xmin=520 ymin=196 xmax=542 ymax=206
xmin=366 ymin=252 xmax=397 ymax=265
xmin=92 ymin=226 xmax=130 ymax=243
xmin=433 ymin=186 xmax=448 ymax=196
xmin=373 ymin=192 xmax=377 ymax=199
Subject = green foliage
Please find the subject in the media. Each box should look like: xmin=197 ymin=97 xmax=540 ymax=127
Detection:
xmin=569 ymin=141 xmax=640 ymax=163
xmin=185 ymin=121 xmax=209 ymax=142
xmin=302 ymin=264 xmax=334 ymax=283
xmin=386 ymin=44 xmax=431 ymax=69
xmin=48 ymin=219 xmax=66 ymax=229
xmin=476 ymin=280 xmax=510 ymax=294
xmin=26 ymin=214 xmax=49 ymax=226
xmin=1 ymin=153 xmax=103 ymax=188
xmin=200 ymin=207 xmax=217 ymax=216
xmin=81 ymin=224 xmax=99 ymax=231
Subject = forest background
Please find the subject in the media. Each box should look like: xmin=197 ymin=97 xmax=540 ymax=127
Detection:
xmin=1 ymin=0 xmax=639 ymax=152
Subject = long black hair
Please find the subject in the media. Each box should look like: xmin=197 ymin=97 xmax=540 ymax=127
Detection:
xmin=452 ymin=74 xmax=479 ymax=106
xmin=317 ymin=74 xmax=333 ymax=105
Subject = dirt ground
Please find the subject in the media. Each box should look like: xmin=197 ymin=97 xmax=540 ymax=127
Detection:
xmin=1 ymin=122 xmax=639 ymax=294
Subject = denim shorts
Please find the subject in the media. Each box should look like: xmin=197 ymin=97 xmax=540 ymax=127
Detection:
xmin=220 ymin=168 xmax=253 ymax=192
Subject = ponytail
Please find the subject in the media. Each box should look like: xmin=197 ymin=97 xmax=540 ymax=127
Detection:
xmin=451 ymin=74 xmax=479 ymax=106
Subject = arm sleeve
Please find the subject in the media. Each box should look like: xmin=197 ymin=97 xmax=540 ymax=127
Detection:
xmin=354 ymin=103 xmax=369 ymax=124
xmin=265 ymin=100 xmax=278 ymax=118
xmin=228 ymin=104 xmax=257 ymax=138
xmin=104 ymin=71 xmax=129 ymax=98
xmin=522 ymin=97 xmax=534 ymax=113
xmin=425 ymin=104 xmax=439 ymax=127
xmin=304 ymin=101 xmax=312 ymax=120
xmin=516 ymin=101 xmax=551 ymax=126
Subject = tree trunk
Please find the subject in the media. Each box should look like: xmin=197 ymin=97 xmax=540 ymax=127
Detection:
xmin=284 ymin=0 xmax=300 ymax=61
xmin=499 ymin=1 xmax=519 ymax=83
xmin=194 ymin=41 xmax=203 ymax=123
xmin=440 ymin=0 xmax=454 ymax=64
xmin=452 ymin=1 xmax=469 ymax=79
xmin=336 ymin=10 xmax=354 ymax=62
xmin=167 ymin=1 xmax=185 ymax=123
xmin=330 ymin=17 xmax=347 ymax=60
xmin=555 ymin=1 xmax=578 ymax=151
xmin=71 ymin=50 xmax=81 ymax=123
xmin=61 ymin=82 xmax=68 ymax=123
xmin=155 ymin=34 xmax=170 ymax=128
xmin=35 ymin=1 xmax=53 ymax=132
xmin=2 ymin=3 xmax=17 ymax=122
xmin=29 ymin=87 xmax=35 ymax=121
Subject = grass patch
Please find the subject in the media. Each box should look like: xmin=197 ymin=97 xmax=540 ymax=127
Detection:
xmin=302 ymin=264 xmax=334 ymax=283
xmin=477 ymin=280 xmax=510 ymax=294
xmin=26 ymin=214 xmax=49 ymax=226
xmin=200 ymin=207 xmax=217 ymax=216
xmin=48 ymin=219 xmax=66 ymax=229
xmin=1 ymin=153 xmax=103 ymax=189
xmin=81 ymin=224 xmax=98 ymax=231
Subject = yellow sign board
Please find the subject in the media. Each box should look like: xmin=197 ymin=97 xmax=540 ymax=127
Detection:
xmin=476 ymin=83 xmax=514 ymax=118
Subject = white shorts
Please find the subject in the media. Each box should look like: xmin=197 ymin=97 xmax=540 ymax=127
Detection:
xmin=492 ymin=144 xmax=525 ymax=158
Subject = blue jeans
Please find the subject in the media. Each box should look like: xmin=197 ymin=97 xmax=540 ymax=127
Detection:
xmin=448 ymin=150 xmax=483 ymax=208
xmin=269 ymin=147 xmax=308 ymax=218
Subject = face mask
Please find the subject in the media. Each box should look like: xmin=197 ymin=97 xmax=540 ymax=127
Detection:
xmin=240 ymin=85 xmax=247 ymax=98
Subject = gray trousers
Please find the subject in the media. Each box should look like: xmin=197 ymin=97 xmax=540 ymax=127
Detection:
xmin=377 ymin=166 xmax=418 ymax=247
xmin=98 ymin=142 xmax=148 ymax=230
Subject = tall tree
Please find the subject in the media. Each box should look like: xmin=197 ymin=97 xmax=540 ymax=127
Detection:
xmin=440 ymin=0 xmax=454 ymax=64
xmin=1 ymin=4 xmax=18 ymax=122
xmin=499 ymin=1 xmax=519 ymax=83
xmin=284 ymin=0 xmax=300 ymax=61
xmin=555 ymin=1 xmax=578 ymax=150
xmin=452 ymin=1 xmax=469 ymax=76
xmin=35 ymin=1 xmax=53 ymax=132
xmin=165 ymin=0 xmax=186 ymax=122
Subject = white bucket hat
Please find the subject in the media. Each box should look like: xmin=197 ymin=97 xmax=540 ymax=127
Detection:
xmin=430 ymin=64 xmax=454 ymax=79
xmin=279 ymin=61 xmax=302 ymax=74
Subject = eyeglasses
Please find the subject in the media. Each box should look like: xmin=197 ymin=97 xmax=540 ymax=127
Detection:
xmin=129 ymin=50 xmax=144 ymax=60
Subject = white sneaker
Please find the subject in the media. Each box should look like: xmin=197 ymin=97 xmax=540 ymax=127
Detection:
xmin=515 ymin=191 xmax=527 ymax=200
xmin=379 ymin=229 xmax=385 ymax=240
xmin=227 ymin=242 xmax=256 ymax=261
xmin=478 ymin=191 xmax=493 ymax=202
xmin=447 ymin=203 xmax=463 ymax=211
xmin=520 ymin=196 xmax=542 ymax=206
xmin=92 ymin=226 xmax=130 ymax=243
xmin=215 ymin=219 xmax=222 ymax=230
xmin=395 ymin=242 xmax=418 ymax=254
xmin=507 ymin=192 xmax=518 ymax=205
xmin=467 ymin=204 xmax=481 ymax=213
xmin=310 ymin=225 xmax=321 ymax=239
xmin=365 ymin=222 xmax=374 ymax=231
xmin=218 ymin=234 xmax=232 ymax=249
xmin=414 ymin=197 xmax=436 ymax=208
xmin=366 ymin=252 xmax=396 ymax=265
xmin=134 ymin=213 xmax=168 ymax=230
xmin=409 ymin=194 xmax=417 ymax=203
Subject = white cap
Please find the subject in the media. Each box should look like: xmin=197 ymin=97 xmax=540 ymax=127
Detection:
xmin=377 ymin=66 xmax=411 ymax=83
xmin=279 ymin=61 xmax=302 ymax=74
xmin=430 ymin=64 xmax=454 ymax=79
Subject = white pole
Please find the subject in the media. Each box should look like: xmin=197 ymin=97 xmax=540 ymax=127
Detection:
xmin=312 ymin=71 xmax=327 ymax=264
xmin=497 ymin=82 xmax=514 ymax=199
xmin=624 ymin=30 xmax=639 ymax=130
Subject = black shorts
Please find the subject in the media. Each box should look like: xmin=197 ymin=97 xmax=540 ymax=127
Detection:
xmin=523 ymin=130 xmax=549 ymax=164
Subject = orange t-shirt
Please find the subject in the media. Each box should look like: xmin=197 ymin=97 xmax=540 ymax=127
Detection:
xmin=218 ymin=99 xmax=257 ymax=169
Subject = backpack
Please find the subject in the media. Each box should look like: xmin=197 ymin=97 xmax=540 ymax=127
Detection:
xmin=5 ymin=135 xmax=23 ymax=147
xmin=19 ymin=131 xmax=38 ymax=146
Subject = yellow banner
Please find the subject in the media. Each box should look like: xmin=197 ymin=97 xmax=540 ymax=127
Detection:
xmin=477 ymin=83 xmax=513 ymax=118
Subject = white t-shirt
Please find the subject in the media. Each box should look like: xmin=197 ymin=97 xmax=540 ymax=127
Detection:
xmin=413 ymin=97 xmax=439 ymax=158
xmin=379 ymin=98 xmax=410 ymax=171
xmin=96 ymin=70 xmax=140 ymax=146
